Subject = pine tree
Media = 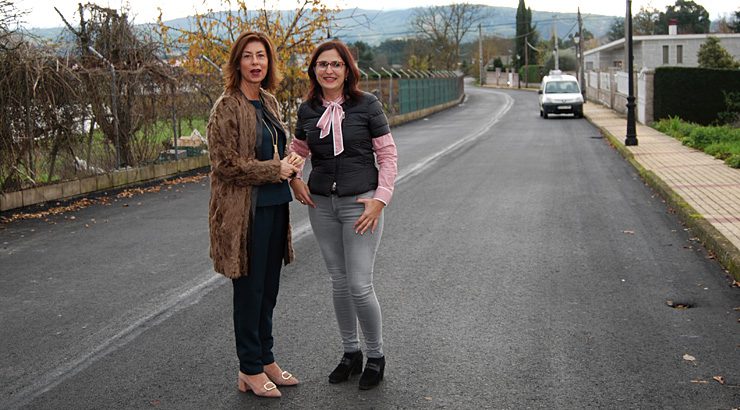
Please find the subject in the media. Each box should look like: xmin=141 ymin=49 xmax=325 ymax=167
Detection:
xmin=515 ymin=0 xmax=538 ymax=70
xmin=697 ymin=36 xmax=739 ymax=69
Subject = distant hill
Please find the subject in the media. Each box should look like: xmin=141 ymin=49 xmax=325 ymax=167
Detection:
xmin=332 ymin=7 xmax=616 ymax=45
xmin=29 ymin=6 xmax=617 ymax=46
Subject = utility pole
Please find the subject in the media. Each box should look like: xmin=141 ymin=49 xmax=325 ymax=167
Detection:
xmin=578 ymin=8 xmax=585 ymax=101
xmin=479 ymin=23 xmax=485 ymax=85
xmin=553 ymin=15 xmax=559 ymax=71
xmin=524 ymin=34 xmax=529 ymax=88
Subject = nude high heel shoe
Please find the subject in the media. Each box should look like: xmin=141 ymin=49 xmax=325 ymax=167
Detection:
xmin=264 ymin=362 xmax=299 ymax=386
xmin=237 ymin=371 xmax=281 ymax=398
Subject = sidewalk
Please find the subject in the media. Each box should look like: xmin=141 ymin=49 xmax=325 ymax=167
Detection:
xmin=584 ymin=103 xmax=740 ymax=280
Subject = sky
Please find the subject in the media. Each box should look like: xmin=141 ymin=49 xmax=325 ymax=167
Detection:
xmin=17 ymin=0 xmax=739 ymax=29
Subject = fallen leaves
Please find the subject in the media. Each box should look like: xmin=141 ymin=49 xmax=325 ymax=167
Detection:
xmin=0 ymin=173 xmax=208 ymax=224
xmin=623 ymin=230 xmax=635 ymax=235
xmin=682 ymin=354 xmax=696 ymax=362
xmin=0 ymin=198 xmax=98 ymax=223
xmin=713 ymin=375 xmax=725 ymax=385
xmin=117 ymin=186 xmax=161 ymax=198
xmin=163 ymin=174 xmax=207 ymax=185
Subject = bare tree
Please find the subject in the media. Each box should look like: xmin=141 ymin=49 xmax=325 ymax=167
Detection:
xmin=412 ymin=3 xmax=487 ymax=70
xmin=0 ymin=41 xmax=86 ymax=189
xmin=57 ymin=3 xmax=175 ymax=167
xmin=0 ymin=0 xmax=25 ymax=50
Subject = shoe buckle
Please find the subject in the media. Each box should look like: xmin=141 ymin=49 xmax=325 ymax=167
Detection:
xmin=263 ymin=381 xmax=277 ymax=391
xmin=281 ymin=371 xmax=293 ymax=380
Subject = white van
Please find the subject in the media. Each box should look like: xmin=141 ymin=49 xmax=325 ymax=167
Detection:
xmin=538 ymin=71 xmax=584 ymax=119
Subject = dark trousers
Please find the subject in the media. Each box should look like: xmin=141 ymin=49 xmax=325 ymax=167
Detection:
xmin=232 ymin=203 xmax=288 ymax=375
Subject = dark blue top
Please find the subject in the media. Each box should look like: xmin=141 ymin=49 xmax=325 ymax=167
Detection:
xmin=250 ymin=100 xmax=292 ymax=207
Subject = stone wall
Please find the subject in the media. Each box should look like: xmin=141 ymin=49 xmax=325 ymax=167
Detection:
xmin=1 ymin=155 xmax=210 ymax=212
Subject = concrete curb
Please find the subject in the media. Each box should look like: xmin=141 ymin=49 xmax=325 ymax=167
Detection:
xmin=1 ymin=155 xmax=211 ymax=213
xmin=588 ymin=118 xmax=740 ymax=282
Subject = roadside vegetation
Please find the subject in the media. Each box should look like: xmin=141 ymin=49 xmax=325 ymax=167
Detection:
xmin=3 ymin=0 xmax=738 ymax=191
xmin=653 ymin=117 xmax=740 ymax=168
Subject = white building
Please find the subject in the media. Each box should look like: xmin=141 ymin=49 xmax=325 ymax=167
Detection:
xmin=584 ymin=30 xmax=740 ymax=71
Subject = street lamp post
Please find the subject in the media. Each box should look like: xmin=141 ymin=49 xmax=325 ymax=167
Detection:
xmin=625 ymin=0 xmax=638 ymax=146
xmin=88 ymin=46 xmax=121 ymax=168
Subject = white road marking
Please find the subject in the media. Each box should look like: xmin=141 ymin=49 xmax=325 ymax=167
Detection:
xmin=6 ymin=90 xmax=514 ymax=409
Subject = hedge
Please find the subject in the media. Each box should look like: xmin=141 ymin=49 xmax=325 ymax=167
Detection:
xmin=654 ymin=66 xmax=740 ymax=125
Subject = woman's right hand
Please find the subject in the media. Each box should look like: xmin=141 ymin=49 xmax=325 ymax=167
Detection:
xmin=285 ymin=152 xmax=305 ymax=167
xmin=289 ymin=179 xmax=315 ymax=207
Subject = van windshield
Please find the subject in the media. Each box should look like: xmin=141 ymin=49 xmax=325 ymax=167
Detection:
xmin=545 ymin=81 xmax=580 ymax=94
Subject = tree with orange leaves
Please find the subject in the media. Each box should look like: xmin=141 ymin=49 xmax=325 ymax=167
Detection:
xmin=157 ymin=0 xmax=337 ymax=129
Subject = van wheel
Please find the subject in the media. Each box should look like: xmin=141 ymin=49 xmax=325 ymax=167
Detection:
xmin=543 ymin=111 xmax=549 ymax=119
xmin=539 ymin=109 xmax=543 ymax=117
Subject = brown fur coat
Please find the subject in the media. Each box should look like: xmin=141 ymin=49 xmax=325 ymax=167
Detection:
xmin=207 ymin=88 xmax=294 ymax=279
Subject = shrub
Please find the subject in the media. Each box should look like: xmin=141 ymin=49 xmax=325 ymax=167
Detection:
xmin=726 ymin=154 xmax=740 ymax=168
xmin=653 ymin=118 xmax=740 ymax=168
xmin=685 ymin=126 xmax=724 ymax=148
xmin=653 ymin=117 xmax=696 ymax=141
xmin=717 ymin=90 xmax=740 ymax=126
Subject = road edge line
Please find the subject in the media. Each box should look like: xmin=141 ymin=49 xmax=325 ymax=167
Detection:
xmin=5 ymin=90 xmax=515 ymax=408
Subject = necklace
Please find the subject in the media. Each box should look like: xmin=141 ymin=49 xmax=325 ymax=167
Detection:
xmin=261 ymin=117 xmax=280 ymax=160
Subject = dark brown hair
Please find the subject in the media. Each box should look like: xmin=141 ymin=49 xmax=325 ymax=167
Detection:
xmin=305 ymin=40 xmax=363 ymax=105
xmin=223 ymin=32 xmax=282 ymax=92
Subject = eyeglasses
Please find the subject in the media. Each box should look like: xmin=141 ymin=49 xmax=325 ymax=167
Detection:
xmin=315 ymin=61 xmax=345 ymax=70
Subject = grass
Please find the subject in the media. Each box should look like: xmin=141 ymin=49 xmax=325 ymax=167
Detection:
xmin=179 ymin=117 xmax=208 ymax=138
xmin=653 ymin=117 xmax=740 ymax=168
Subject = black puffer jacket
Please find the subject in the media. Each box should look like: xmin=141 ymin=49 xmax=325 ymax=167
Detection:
xmin=295 ymin=92 xmax=390 ymax=197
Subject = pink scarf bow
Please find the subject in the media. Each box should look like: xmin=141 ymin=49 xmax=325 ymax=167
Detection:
xmin=317 ymin=100 xmax=345 ymax=156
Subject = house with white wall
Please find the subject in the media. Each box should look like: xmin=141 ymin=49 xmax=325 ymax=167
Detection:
xmin=584 ymin=28 xmax=740 ymax=71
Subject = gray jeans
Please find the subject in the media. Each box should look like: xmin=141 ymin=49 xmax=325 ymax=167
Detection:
xmin=308 ymin=190 xmax=384 ymax=358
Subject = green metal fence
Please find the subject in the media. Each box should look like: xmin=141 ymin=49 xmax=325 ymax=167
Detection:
xmin=359 ymin=69 xmax=464 ymax=116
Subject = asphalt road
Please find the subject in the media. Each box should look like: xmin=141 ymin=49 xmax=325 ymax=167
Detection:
xmin=1 ymin=84 xmax=738 ymax=409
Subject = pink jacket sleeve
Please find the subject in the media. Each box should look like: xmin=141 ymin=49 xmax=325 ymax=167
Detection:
xmin=287 ymin=137 xmax=310 ymax=179
xmin=372 ymin=133 xmax=398 ymax=205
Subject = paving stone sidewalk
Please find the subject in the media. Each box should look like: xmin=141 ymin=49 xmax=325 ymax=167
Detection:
xmin=584 ymin=103 xmax=740 ymax=280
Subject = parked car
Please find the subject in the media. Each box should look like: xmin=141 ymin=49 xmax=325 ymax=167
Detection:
xmin=538 ymin=71 xmax=584 ymax=119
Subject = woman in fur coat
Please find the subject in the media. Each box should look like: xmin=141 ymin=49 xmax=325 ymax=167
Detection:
xmin=206 ymin=31 xmax=302 ymax=398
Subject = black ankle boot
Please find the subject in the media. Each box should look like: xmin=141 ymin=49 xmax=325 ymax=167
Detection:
xmin=358 ymin=356 xmax=385 ymax=390
xmin=328 ymin=350 xmax=363 ymax=384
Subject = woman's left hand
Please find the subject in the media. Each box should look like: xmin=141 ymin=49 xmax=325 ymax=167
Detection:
xmin=354 ymin=198 xmax=385 ymax=235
